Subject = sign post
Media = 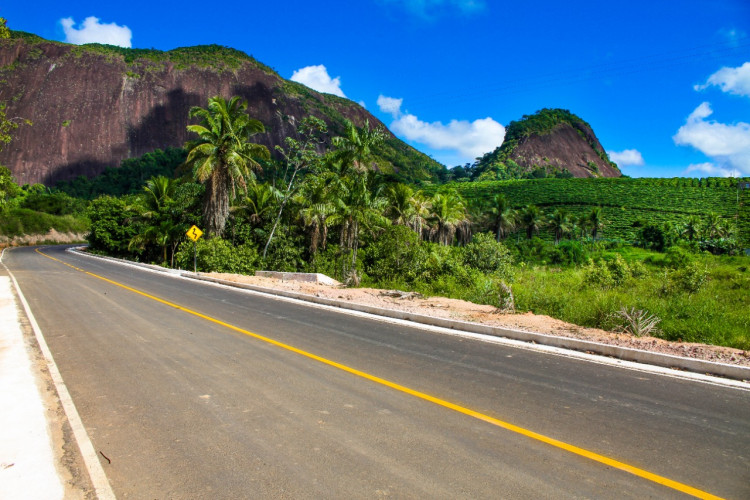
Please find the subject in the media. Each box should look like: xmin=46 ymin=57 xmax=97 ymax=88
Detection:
xmin=185 ymin=225 xmax=204 ymax=273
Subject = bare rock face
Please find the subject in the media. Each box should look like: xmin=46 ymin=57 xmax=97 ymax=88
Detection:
xmin=510 ymin=121 xmax=621 ymax=178
xmin=0 ymin=36 xmax=390 ymax=185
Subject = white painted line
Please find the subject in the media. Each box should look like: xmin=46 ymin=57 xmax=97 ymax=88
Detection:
xmin=67 ymin=246 xmax=750 ymax=391
xmin=0 ymin=276 xmax=64 ymax=500
xmin=2 ymin=250 xmax=116 ymax=500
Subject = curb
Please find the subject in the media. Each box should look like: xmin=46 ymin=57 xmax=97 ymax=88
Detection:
xmin=69 ymin=247 xmax=750 ymax=382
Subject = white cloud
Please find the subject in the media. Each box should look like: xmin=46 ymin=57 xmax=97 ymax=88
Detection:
xmin=383 ymin=0 xmax=486 ymax=18
xmin=685 ymin=162 xmax=741 ymax=177
xmin=695 ymin=62 xmax=750 ymax=97
xmin=389 ymin=110 xmax=504 ymax=162
xmin=290 ymin=65 xmax=346 ymax=98
xmin=377 ymin=95 xmax=403 ymax=117
xmin=673 ymin=102 xmax=750 ymax=175
xmin=608 ymin=149 xmax=644 ymax=166
xmin=60 ymin=16 xmax=132 ymax=48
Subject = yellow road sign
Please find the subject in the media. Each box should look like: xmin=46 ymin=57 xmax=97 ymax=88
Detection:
xmin=186 ymin=225 xmax=203 ymax=242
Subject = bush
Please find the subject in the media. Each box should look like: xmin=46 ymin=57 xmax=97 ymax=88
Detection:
xmin=364 ymin=225 xmax=427 ymax=284
xmin=462 ymin=232 xmax=513 ymax=278
xmin=86 ymin=196 xmax=141 ymax=256
xmin=174 ymin=238 xmax=259 ymax=273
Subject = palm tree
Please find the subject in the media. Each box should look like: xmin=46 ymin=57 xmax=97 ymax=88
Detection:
xmin=548 ymin=208 xmax=573 ymax=244
xmin=488 ymin=193 xmax=516 ymax=241
xmin=331 ymin=119 xmax=385 ymax=176
xmin=236 ymin=182 xmax=280 ymax=227
xmin=703 ymin=212 xmax=722 ymax=239
xmin=328 ymin=176 xmax=388 ymax=279
xmin=297 ymin=175 xmax=335 ymax=255
xmin=184 ymin=95 xmax=269 ymax=237
xmin=385 ymin=183 xmax=416 ymax=227
xmin=681 ymin=215 xmax=701 ymax=241
xmin=143 ymin=175 xmax=177 ymax=212
xmin=588 ymin=207 xmax=605 ymax=240
xmin=519 ymin=204 xmax=543 ymax=239
xmin=428 ymin=191 xmax=470 ymax=246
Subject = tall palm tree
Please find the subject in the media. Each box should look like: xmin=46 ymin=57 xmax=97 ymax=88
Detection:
xmin=428 ymin=191 xmax=470 ymax=246
xmin=548 ymin=208 xmax=573 ymax=244
xmin=184 ymin=95 xmax=269 ymax=237
xmin=488 ymin=193 xmax=516 ymax=241
xmin=297 ymin=175 xmax=335 ymax=255
xmin=331 ymin=119 xmax=385 ymax=176
xmin=519 ymin=204 xmax=543 ymax=240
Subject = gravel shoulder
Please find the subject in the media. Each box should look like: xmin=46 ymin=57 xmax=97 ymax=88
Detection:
xmin=206 ymin=272 xmax=750 ymax=368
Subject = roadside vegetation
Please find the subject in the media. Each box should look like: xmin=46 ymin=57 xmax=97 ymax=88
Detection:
xmin=0 ymin=92 xmax=747 ymax=350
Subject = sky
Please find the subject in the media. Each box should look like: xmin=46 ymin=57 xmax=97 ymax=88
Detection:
xmin=2 ymin=1 xmax=749 ymax=178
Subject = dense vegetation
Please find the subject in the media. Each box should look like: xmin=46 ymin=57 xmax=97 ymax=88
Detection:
xmin=426 ymin=177 xmax=750 ymax=248
xmin=1 ymin=90 xmax=748 ymax=351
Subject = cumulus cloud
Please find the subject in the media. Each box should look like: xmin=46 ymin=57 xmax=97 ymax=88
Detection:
xmin=290 ymin=65 xmax=346 ymax=98
xmin=60 ymin=16 xmax=132 ymax=48
xmin=607 ymin=149 xmax=644 ymax=167
xmin=377 ymin=95 xmax=404 ymax=117
xmin=376 ymin=94 xmax=503 ymax=162
xmin=383 ymin=0 xmax=486 ymax=18
xmin=685 ymin=162 xmax=740 ymax=178
xmin=673 ymin=102 xmax=750 ymax=175
xmin=695 ymin=62 xmax=750 ymax=97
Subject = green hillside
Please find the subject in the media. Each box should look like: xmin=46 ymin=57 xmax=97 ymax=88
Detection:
xmin=429 ymin=177 xmax=750 ymax=247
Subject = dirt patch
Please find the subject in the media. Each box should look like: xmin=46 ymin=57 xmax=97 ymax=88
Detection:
xmin=0 ymin=230 xmax=87 ymax=248
xmin=205 ymin=272 xmax=750 ymax=368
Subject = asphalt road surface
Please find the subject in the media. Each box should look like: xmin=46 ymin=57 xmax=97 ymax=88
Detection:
xmin=4 ymin=245 xmax=749 ymax=499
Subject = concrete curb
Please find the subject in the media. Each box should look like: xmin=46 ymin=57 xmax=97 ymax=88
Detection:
xmin=68 ymin=247 xmax=750 ymax=382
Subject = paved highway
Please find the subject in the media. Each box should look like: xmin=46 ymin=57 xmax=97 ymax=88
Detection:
xmin=4 ymin=245 xmax=749 ymax=499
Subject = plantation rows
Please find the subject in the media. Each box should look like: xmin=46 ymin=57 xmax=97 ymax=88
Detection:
xmin=429 ymin=177 xmax=750 ymax=246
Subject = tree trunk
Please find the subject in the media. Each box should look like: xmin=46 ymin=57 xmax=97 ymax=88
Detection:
xmin=203 ymin=167 xmax=229 ymax=237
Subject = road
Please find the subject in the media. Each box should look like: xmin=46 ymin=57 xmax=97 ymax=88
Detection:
xmin=3 ymin=245 xmax=749 ymax=499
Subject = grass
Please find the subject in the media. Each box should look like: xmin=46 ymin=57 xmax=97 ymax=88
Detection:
xmin=511 ymin=251 xmax=750 ymax=350
xmin=0 ymin=208 xmax=89 ymax=237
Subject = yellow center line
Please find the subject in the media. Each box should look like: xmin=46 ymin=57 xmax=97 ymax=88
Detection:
xmin=37 ymin=247 xmax=723 ymax=499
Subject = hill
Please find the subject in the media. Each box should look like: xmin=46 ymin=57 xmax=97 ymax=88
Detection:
xmin=473 ymin=109 xmax=621 ymax=179
xmin=0 ymin=31 xmax=446 ymax=185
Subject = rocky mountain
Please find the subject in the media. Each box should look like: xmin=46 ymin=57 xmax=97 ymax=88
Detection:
xmin=475 ymin=108 xmax=621 ymax=179
xmin=0 ymin=32 xmax=445 ymax=185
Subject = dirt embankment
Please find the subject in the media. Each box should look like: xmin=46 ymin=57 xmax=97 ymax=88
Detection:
xmin=0 ymin=229 xmax=86 ymax=248
xmin=206 ymin=272 xmax=750 ymax=368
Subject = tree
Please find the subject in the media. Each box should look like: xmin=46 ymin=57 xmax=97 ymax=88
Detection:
xmin=330 ymin=119 xmax=385 ymax=176
xmin=519 ymin=204 xmax=543 ymax=240
xmin=681 ymin=215 xmax=701 ymax=242
xmin=588 ymin=207 xmax=605 ymax=240
xmin=184 ymin=95 xmax=269 ymax=237
xmin=0 ymin=166 xmax=20 ymax=211
xmin=0 ymin=18 xmax=9 ymax=39
xmin=263 ymin=116 xmax=327 ymax=259
xmin=328 ymin=176 xmax=388 ymax=281
xmin=143 ymin=175 xmax=178 ymax=212
xmin=385 ymin=183 xmax=416 ymax=227
xmin=488 ymin=193 xmax=516 ymax=241
xmin=428 ymin=191 xmax=470 ymax=246
xmin=548 ymin=208 xmax=572 ymax=244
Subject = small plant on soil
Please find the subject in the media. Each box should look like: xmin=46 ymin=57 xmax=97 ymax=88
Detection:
xmin=613 ymin=307 xmax=661 ymax=337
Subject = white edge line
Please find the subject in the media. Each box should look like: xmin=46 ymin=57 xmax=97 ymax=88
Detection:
xmin=1 ymin=249 xmax=116 ymax=500
xmin=65 ymin=246 xmax=750 ymax=392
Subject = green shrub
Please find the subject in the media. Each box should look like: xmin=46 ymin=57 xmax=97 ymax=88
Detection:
xmin=462 ymin=232 xmax=514 ymax=278
xmin=364 ymin=225 xmax=427 ymax=284
xmin=174 ymin=238 xmax=259 ymax=273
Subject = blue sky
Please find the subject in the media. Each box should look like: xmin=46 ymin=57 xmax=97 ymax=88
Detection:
xmin=2 ymin=1 xmax=749 ymax=177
